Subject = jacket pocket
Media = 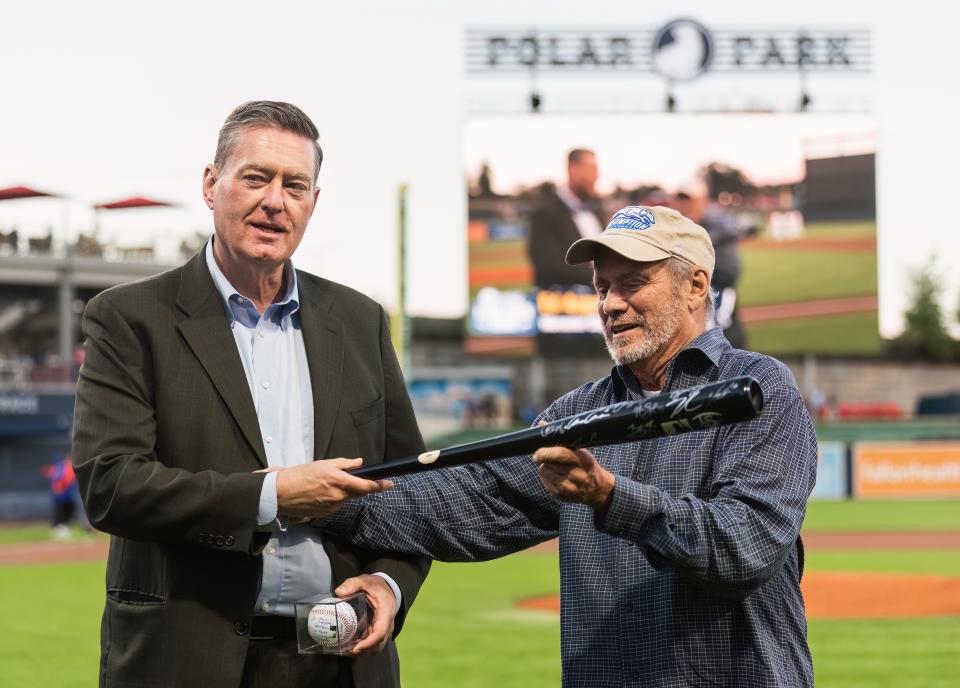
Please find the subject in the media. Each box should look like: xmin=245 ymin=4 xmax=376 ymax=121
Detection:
xmin=107 ymin=588 xmax=166 ymax=606
xmin=351 ymin=395 xmax=385 ymax=427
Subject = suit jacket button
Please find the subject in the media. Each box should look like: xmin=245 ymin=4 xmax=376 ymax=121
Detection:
xmin=215 ymin=536 xmax=224 ymax=547
xmin=225 ymin=535 xmax=235 ymax=546
xmin=234 ymin=621 xmax=249 ymax=636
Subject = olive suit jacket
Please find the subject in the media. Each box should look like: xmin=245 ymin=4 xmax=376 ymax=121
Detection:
xmin=73 ymin=249 xmax=429 ymax=688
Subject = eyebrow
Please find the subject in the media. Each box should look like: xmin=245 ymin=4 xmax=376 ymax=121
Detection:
xmin=240 ymin=164 xmax=313 ymax=184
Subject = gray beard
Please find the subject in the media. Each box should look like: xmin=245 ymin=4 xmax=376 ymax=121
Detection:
xmin=602 ymin=306 xmax=681 ymax=367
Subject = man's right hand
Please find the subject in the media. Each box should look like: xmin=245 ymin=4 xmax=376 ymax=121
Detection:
xmin=274 ymin=458 xmax=393 ymax=520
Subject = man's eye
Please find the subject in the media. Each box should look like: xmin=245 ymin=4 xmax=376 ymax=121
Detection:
xmin=244 ymin=175 xmax=266 ymax=184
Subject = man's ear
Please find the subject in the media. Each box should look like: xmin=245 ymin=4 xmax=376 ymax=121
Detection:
xmin=202 ymin=164 xmax=218 ymax=210
xmin=689 ymin=268 xmax=710 ymax=310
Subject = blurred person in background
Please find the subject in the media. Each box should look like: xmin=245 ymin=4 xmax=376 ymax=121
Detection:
xmin=528 ymin=148 xmax=604 ymax=289
xmin=323 ymin=205 xmax=817 ymax=687
xmin=73 ymin=101 xmax=427 ymax=688
xmin=672 ymin=185 xmax=749 ymax=348
xmin=41 ymin=453 xmax=78 ymax=539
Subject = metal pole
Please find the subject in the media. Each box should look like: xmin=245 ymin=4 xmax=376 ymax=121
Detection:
xmin=58 ymin=267 xmax=74 ymax=380
xmin=391 ymin=184 xmax=411 ymax=373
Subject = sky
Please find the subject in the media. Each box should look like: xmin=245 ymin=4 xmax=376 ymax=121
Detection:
xmin=2 ymin=1 xmax=959 ymax=336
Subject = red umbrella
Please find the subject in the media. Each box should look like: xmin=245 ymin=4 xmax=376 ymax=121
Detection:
xmin=94 ymin=196 xmax=175 ymax=210
xmin=0 ymin=185 xmax=60 ymax=201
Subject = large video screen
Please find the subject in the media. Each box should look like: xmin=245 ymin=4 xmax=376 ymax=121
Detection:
xmin=465 ymin=113 xmax=878 ymax=357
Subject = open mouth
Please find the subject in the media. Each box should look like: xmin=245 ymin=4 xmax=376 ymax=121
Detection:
xmin=609 ymin=322 xmax=639 ymax=336
xmin=250 ymin=222 xmax=286 ymax=234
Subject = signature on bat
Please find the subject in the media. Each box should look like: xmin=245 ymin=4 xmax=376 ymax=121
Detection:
xmin=627 ymin=411 xmax=724 ymax=438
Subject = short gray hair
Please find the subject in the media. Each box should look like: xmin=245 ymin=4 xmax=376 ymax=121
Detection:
xmin=666 ymin=257 xmax=715 ymax=322
xmin=214 ymin=101 xmax=323 ymax=182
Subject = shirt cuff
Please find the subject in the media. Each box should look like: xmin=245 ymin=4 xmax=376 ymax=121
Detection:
xmin=257 ymin=471 xmax=279 ymax=526
xmin=371 ymin=572 xmax=403 ymax=616
xmin=594 ymin=475 xmax=663 ymax=543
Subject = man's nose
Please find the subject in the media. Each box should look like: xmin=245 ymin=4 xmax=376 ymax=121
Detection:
xmin=601 ymin=289 xmax=628 ymax=315
xmin=260 ymin=179 xmax=284 ymax=213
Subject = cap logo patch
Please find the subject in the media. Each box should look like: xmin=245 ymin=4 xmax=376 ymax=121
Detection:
xmin=606 ymin=206 xmax=656 ymax=232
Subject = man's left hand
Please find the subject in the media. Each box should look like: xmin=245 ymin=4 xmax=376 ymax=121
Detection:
xmin=334 ymin=574 xmax=396 ymax=656
xmin=533 ymin=447 xmax=615 ymax=511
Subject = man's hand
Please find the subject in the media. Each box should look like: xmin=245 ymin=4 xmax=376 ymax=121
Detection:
xmin=335 ymin=574 xmax=397 ymax=656
xmin=533 ymin=447 xmax=615 ymax=511
xmin=274 ymin=458 xmax=393 ymax=520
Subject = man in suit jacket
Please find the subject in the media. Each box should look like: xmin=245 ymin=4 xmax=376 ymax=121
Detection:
xmin=527 ymin=149 xmax=604 ymax=289
xmin=73 ymin=101 xmax=429 ymax=688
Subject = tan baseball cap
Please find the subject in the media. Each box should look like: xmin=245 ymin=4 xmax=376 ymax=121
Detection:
xmin=565 ymin=205 xmax=715 ymax=275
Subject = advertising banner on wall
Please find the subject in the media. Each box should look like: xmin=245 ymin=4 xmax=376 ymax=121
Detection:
xmin=852 ymin=442 xmax=960 ymax=499
xmin=810 ymin=441 xmax=847 ymax=500
xmin=408 ymin=367 xmax=514 ymax=443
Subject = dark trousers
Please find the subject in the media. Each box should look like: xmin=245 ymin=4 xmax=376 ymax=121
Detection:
xmin=52 ymin=500 xmax=76 ymax=527
xmin=240 ymin=626 xmax=353 ymax=688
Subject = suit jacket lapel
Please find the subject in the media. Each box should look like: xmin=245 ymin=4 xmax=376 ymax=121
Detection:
xmin=297 ymin=273 xmax=344 ymax=461
xmin=175 ymin=251 xmax=267 ymax=469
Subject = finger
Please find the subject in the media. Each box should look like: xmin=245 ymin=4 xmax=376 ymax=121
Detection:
xmin=574 ymin=448 xmax=598 ymax=469
xmin=351 ymin=601 xmax=392 ymax=654
xmin=253 ymin=466 xmax=281 ymax=473
xmin=338 ymin=474 xmax=394 ymax=496
xmin=532 ymin=446 xmax=579 ymax=466
xmin=328 ymin=457 xmax=365 ymax=470
xmin=539 ymin=462 xmax=587 ymax=484
xmin=348 ymin=624 xmax=388 ymax=655
xmin=538 ymin=463 xmax=570 ymax=483
xmin=334 ymin=579 xmax=360 ymax=598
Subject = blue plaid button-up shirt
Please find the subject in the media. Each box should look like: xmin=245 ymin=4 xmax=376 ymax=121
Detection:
xmin=327 ymin=328 xmax=817 ymax=687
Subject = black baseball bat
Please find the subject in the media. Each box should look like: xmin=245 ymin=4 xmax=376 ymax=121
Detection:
xmin=351 ymin=376 xmax=763 ymax=480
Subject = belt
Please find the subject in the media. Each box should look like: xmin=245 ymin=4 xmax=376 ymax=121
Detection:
xmin=250 ymin=615 xmax=297 ymax=640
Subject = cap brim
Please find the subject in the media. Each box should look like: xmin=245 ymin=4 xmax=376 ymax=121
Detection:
xmin=565 ymin=233 xmax=673 ymax=265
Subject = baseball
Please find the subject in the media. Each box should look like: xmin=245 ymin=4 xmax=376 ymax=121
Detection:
xmin=307 ymin=599 xmax=358 ymax=650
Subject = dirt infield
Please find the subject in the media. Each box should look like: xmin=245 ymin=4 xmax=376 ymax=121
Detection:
xmin=524 ymin=531 xmax=960 ymax=555
xmin=3 ymin=530 xmax=958 ymax=566
xmin=0 ymin=539 xmax=108 ymax=566
xmin=741 ymin=237 xmax=875 ymax=252
xmin=739 ymin=295 xmax=877 ymax=323
xmin=802 ymin=531 xmax=960 ymax=550
xmin=518 ymin=571 xmax=960 ymax=620
xmin=518 ymin=531 xmax=960 ymax=620
xmin=4 ymin=532 xmax=959 ymax=620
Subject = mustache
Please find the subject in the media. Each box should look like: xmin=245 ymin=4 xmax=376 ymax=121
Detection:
xmin=603 ymin=314 xmax=647 ymax=333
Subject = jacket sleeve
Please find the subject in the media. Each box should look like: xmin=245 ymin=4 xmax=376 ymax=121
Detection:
xmin=596 ymin=361 xmax=817 ymax=599
xmin=73 ymin=293 xmax=265 ymax=554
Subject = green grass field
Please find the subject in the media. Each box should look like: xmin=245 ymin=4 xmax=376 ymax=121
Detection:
xmin=747 ymin=311 xmax=883 ymax=356
xmin=1 ymin=500 xmax=957 ymax=687
xmin=801 ymin=221 xmax=877 ymax=240
xmin=803 ymin=499 xmax=960 ymax=532
xmin=739 ymin=248 xmax=877 ymax=307
xmin=736 ymin=219 xmax=881 ymax=357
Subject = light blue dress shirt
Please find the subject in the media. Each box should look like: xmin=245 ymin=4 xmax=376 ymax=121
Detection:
xmin=205 ymin=239 xmax=400 ymax=616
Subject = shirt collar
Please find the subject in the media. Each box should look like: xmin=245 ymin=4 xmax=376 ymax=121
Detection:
xmin=204 ymin=237 xmax=300 ymax=328
xmin=613 ymin=327 xmax=729 ymax=396
xmin=557 ymin=186 xmax=587 ymax=213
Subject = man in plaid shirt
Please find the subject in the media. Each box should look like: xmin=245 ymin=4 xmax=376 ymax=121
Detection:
xmin=326 ymin=205 xmax=817 ymax=687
